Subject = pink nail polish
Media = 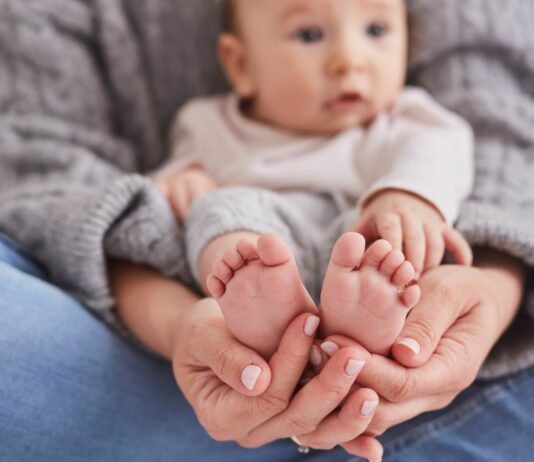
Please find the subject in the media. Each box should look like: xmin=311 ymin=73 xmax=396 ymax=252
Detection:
xmin=397 ymin=337 xmax=421 ymax=355
xmin=241 ymin=364 xmax=261 ymax=391
xmin=360 ymin=399 xmax=379 ymax=417
xmin=345 ymin=359 xmax=365 ymax=376
xmin=310 ymin=345 xmax=322 ymax=366
xmin=320 ymin=341 xmax=339 ymax=356
xmin=304 ymin=315 xmax=320 ymax=337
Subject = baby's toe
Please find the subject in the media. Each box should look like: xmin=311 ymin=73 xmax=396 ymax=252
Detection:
xmin=212 ymin=259 xmax=234 ymax=284
xmin=330 ymin=232 xmax=366 ymax=270
xmin=378 ymin=249 xmax=405 ymax=279
xmin=400 ymin=284 xmax=421 ymax=309
xmin=236 ymin=239 xmax=259 ymax=262
xmin=257 ymin=233 xmax=293 ymax=266
xmin=360 ymin=239 xmax=393 ymax=269
xmin=392 ymin=260 xmax=415 ymax=287
xmin=223 ymin=248 xmax=246 ymax=272
xmin=206 ymin=274 xmax=226 ymax=298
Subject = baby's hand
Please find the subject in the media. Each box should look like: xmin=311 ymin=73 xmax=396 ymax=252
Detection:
xmin=353 ymin=189 xmax=472 ymax=277
xmin=157 ymin=166 xmax=217 ymax=222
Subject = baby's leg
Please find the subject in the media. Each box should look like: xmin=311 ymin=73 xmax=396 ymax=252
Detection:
xmin=320 ymin=232 xmax=420 ymax=355
xmin=186 ymin=188 xmax=329 ymax=358
xmin=206 ymin=233 xmax=317 ymax=358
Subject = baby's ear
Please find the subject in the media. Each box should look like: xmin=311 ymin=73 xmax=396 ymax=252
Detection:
xmin=218 ymin=33 xmax=255 ymax=98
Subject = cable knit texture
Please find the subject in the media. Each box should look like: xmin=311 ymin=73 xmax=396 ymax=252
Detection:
xmin=0 ymin=0 xmax=533 ymax=377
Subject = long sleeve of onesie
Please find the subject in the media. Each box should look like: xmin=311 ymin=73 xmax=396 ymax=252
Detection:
xmin=356 ymin=88 xmax=474 ymax=225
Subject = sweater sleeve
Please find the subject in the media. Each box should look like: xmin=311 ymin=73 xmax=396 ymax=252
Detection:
xmin=406 ymin=0 xmax=534 ymax=378
xmin=0 ymin=1 xmax=192 ymax=328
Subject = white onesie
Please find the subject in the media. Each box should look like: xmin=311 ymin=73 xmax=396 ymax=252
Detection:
xmin=157 ymin=87 xmax=474 ymax=225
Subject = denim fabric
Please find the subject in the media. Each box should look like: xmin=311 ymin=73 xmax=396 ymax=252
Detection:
xmin=0 ymin=233 xmax=532 ymax=461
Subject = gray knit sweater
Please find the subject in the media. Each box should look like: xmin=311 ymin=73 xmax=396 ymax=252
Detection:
xmin=0 ymin=0 xmax=533 ymax=379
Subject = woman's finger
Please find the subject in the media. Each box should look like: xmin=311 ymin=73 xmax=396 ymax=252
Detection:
xmin=365 ymin=391 xmax=453 ymax=437
xmin=297 ymin=387 xmax=379 ymax=450
xmin=177 ymin=310 xmax=321 ymax=441
xmin=341 ymin=435 xmax=384 ymax=461
xmin=180 ymin=303 xmax=272 ymax=396
xmin=244 ymin=345 xmax=369 ymax=447
xmin=390 ymin=269 xmax=466 ymax=367
xmin=264 ymin=313 xmax=321 ymax=404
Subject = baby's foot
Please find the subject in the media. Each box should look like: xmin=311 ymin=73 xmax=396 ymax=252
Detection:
xmin=207 ymin=233 xmax=317 ymax=358
xmin=320 ymin=232 xmax=420 ymax=355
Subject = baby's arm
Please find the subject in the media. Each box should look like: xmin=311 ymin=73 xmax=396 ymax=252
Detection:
xmin=354 ymin=89 xmax=474 ymax=275
xmin=353 ymin=189 xmax=472 ymax=277
xmin=157 ymin=165 xmax=217 ymax=222
xmin=153 ymin=99 xmax=218 ymax=221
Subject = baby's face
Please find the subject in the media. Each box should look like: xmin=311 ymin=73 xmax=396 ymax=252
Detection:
xmin=223 ymin=0 xmax=407 ymax=135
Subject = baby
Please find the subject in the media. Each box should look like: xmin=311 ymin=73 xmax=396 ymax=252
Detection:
xmin=155 ymin=0 xmax=474 ymax=359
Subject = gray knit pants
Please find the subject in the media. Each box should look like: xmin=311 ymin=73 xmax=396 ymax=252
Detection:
xmin=185 ymin=187 xmax=358 ymax=303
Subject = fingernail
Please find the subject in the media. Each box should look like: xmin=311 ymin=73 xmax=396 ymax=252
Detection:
xmin=345 ymin=359 xmax=365 ymax=376
xmin=304 ymin=315 xmax=320 ymax=337
xmin=397 ymin=337 xmax=421 ymax=355
xmin=320 ymin=341 xmax=340 ymax=356
xmin=310 ymin=345 xmax=322 ymax=366
xmin=241 ymin=364 xmax=261 ymax=391
xmin=360 ymin=399 xmax=379 ymax=417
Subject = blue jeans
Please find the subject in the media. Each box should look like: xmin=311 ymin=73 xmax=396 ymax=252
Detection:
xmin=1 ymin=233 xmax=533 ymax=461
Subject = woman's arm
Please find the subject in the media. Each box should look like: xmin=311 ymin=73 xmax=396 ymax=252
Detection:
xmin=405 ymin=0 xmax=534 ymax=379
xmin=110 ymin=260 xmax=198 ymax=359
xmin=0 ymin=1 xmax=189 ymax=325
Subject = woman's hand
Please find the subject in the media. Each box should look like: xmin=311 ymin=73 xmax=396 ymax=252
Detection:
xmin=172 ymin=297 xmax=383 ymax=460
xmin=111 ymin=261 xmax=383 ymax=460
xmin=320 ymin=252 xmax=524 ymax=443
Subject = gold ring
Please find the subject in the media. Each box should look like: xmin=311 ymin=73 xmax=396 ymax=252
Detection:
xmin=291 ymin=436 xmax=310 ymax=454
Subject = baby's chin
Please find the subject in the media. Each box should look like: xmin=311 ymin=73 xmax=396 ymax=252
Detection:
xmin=249 ymin=105 xmax=376 ymax=136
xmin=287 ymin=114 xmax=375 ymax=136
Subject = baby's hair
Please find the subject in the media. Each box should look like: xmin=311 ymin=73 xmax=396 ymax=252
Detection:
xmin=223 ymin=0 xmax=236 ymax=33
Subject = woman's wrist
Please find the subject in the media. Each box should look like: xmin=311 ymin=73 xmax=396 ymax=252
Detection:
xmin=474 ymin=248 xmax=526 ymax=333
xmin=109 ymin=259 xmax=199 ymax=360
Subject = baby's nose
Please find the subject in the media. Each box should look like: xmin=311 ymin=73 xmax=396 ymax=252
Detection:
xmin=327 ymin=44 xmax=367 ymax=76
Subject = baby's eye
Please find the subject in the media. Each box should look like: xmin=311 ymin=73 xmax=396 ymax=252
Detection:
xmin=366 ymin=22 xmax=388 ymax=38
xmin=295 ymin=27 xmax=324 ymax=43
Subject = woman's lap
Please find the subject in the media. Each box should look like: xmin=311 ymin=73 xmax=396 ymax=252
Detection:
xmin=379 ymin=365 xmax=534 ymax=461
xmin=0 ymin=234 xmax=532 ymax=461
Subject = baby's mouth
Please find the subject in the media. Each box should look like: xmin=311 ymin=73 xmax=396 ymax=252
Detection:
xmin=339 ymin=92 xmax=362 ymax=102
xmin=325 ymin=91 xmax=364 ymax=110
